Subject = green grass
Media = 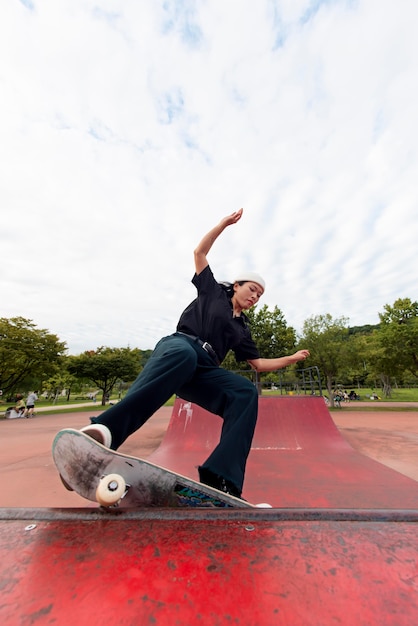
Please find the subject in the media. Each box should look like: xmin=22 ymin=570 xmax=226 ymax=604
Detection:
xmin=0 ymin=395 xmax=177 ymax=418
xmin=378 ymin=388 xmax=418 ymax=402
xmin=35 ymin=395 xmax=177 ymax=415
xmin=339 ymin=387 xmax=418 ymax=402
xmin=330 ymin=405 xmax=418 ymax=412
xmin=2 ymin=387 xmax=418 ymax=419
xmin=263 ymin=387 xmax=418 ymax=402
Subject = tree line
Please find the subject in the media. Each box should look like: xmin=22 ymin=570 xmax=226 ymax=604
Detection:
xmin=1 ymin=297 xmax=417 ymax=406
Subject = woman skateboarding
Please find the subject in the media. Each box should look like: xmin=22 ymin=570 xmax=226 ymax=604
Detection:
xmin=79 ymin=208 xmax=310 ymax=499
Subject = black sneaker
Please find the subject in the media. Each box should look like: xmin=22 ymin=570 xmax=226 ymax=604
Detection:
xmin=198 ymin=466 xmax=243 ymax=499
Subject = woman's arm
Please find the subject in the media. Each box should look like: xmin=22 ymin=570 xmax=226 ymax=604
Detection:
xmin=194 ymin=208 xmax=243 ymax=275
xmin=247 ymin=350 xmax=310 ymax=373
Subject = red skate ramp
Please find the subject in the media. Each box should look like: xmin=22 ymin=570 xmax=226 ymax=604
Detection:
xmin=2 ymin=398 xmax=418 ymax=624
xmin=150 ymin=396 xmax=418 ymax=508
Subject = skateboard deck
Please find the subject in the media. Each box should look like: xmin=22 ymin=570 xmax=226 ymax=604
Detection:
xmin=52 ymin=429 xmax=254 ymax=509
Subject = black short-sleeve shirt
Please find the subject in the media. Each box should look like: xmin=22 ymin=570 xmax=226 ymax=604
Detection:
xmin=176 ymin=265 xmax=260 ymax=363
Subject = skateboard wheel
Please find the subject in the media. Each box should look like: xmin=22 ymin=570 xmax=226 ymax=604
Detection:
xmin=255 ymin=503 xmax=273 ymax=508
xmin=96 ymin=473 xmax=126 ymax=506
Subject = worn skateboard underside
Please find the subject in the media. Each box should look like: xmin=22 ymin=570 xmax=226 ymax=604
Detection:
xmin=52 ymin=429 xmax=252 ymax=509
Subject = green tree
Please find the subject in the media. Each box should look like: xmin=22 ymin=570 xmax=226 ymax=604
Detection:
xmin=42 ymin=361 xmax=81 ymax=403
xmin=299 ymin=314 xmax=350 ymax=406
xmin=222 ymin=305 xmax=296 ymax=388
xmin=247 ymin=305 xmax=296 ymax=357
xmin=68 ymin=347 xmax=141 ymax=405
xmin=337 ymin=327 xmax=379 ymax=389
xmin=0 ymin=317 xmax=67 ymax=398
xmin=372 ymin=298 xmax=418 ymax=395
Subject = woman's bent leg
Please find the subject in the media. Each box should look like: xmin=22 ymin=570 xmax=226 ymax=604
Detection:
xmin=179 ymin=369 xmax=259 ymax=496
xmin=91 ymin=335 xmax=197 ymax=449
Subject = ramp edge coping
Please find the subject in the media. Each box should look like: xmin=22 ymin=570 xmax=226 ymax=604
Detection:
xmin=1 ymin=507 xmax=418 ymax=523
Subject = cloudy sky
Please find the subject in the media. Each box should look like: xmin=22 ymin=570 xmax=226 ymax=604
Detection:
xmin=1 ymin=0 xmax=417 ymax=355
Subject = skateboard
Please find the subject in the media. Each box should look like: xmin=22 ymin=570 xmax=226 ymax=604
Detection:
xmin=52 ymin=429 xmax=254 ymax=509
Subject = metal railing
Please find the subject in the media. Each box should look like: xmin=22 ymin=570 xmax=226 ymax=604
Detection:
xmin=228 ymin=366 xmax=323 ymax=397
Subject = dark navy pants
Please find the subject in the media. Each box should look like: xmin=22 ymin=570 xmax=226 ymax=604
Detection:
xmin=91 ymin=333 xmax=258 ymax=492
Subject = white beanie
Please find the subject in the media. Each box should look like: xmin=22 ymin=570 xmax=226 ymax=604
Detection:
xmin=233 ymin=272 xmax=266 ymax=291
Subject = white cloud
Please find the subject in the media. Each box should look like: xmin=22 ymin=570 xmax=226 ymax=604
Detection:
xmin=0 ymin=0 xmax=417 ymax=354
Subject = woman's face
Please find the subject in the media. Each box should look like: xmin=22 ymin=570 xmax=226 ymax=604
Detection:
xmin=233 ymin=281 xmax=264 ymax=310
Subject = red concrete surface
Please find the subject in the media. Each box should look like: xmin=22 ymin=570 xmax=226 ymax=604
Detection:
xmin=150 ymin=397 xmax=418 ymax=507
xmin=0 ymin=398 xmax=418 ymax=507
xmin=332 ymin=408 xmax=418 ymax=482
xmin=0 ymin=407 xmax=173 ymax=508
xmin=2 ymin=513 xmax=418 ymax=626
xmin=1 ymin=398 xmax=418 ymax=625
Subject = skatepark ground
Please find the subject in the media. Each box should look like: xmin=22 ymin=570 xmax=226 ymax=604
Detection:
xmin=2 ymin=398 xmax=418 ymax=625
xmin=1 ymin=400 xmax=418 ymax=507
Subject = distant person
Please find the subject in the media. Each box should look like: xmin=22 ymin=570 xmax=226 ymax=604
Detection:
xmin=333 ymin=391 xmax=342 ymax=408
xmin=15 ymin=394 xmax=26 ymax=417
xmin=5 ymin=393 xmax=26 ymax=420
xmin=5 ymin=394 xmax=26 ymax=419
xmin=68 ymin=209 xmax=310 ymax=499
xmin=25 ymin=391 xmax=38 ymax=418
